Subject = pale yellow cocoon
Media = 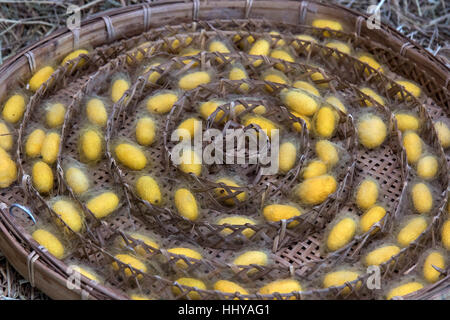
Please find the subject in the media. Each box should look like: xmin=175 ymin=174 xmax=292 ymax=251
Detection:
xmin=416 ymin=155 xmax=438 ymax=180
xmin=218 ymin=216 xmax=256 ymax=238
xmin=360 ymin=87 xmax=385 ymax=107
xmin=174 ymin=188 xmax=199 ymax=221
xmin=441 ymin=220 xmax=450 ymax=250
xmin=112 ymin=254 xmax=147 ymax=279
xmin=2 ymin=94 xmax=26 ymax=124
xmin=0 ymin=147 xmax=17 ymax=187
xmin=262 ymin=204 xmax=302 ymax=228
xmin=41 ymin=132 xmax=60 ymax=164
xmin=397 ymin=216 xmax=428 ymax=247
xmin=357 ymin=114 xmax=387 ymax=149
xmin=423 ymin=251 xmax=445 ymax=283
xmin=296 ymin=174 xmax=337 ymax=205
xmin=146 ymin=91 xmax=178 ymax=114
xmin=25 ymin=129 xmax=46 ymax=158
xmin=0 ymin=122 xmax=13 ymax=151
xmin=80 ymin=130 xmax=103 ymax=162
xmin=278 ymin=142 xmax=297 ymax=173
xmin=325 ymin=96 xmax=347 ymax=114
xmin=86 ymin=98 xmax=107 ymax=127
xmin=312 ymin=19 xmax=343 ymax=37
xmin=386 ymin=282 xmax=423 ymax=300
xmin=293 ymin=81 xmax=320 ymax=97
xmin=32 ymin=229 xmax=64 ymax=259
xmin=123 ymin=233 xmax=159 ymax=256
xmin=136 ymin=175 xmax=162 ymax=206
xmin=402 ymin=131 xmax=422 ymax=164
xmin=314 ymin=106 xmax=337 ymax=138
xmin=45 ymin=103 xmax=66 ymax=128
xmin=178 ymin=148 xmax=202 ymax=176
xmin=167 ymin=247 xmax=202 ymax=269
xmin=262 ymin=70 xmax=289 ymax=91
xmin=364 ymin=245 xmax=400 ymax=266
xmin=69 ymin=265 xmax=100 ymax=283
xmin=395 ymin=113 xmax=420 ymax=132
xmin=29 ymin=66 xmax=54 ymax=92
xmin=172 ymin=278 xmax=206 ymax=300
xmin=214 ymin=177 xmax=247 ymax=205
xmin=270 ymin=48 xmax=295 ymax=71
xmin=355 ymin=179 xmax=379 ymax=210
xmin=315 ymin=140 xmax=339 ymax=167
xmin=281 ymin=88 xmax=318 ymax=116
xmin=291 ymin=111 xmax=311 ymax=133
xmin=32 ymin=161 xmax=53 ymax=194
xmin=111 ymin=78 xmax=130 ymax=103
xmin=86 ymin=191 xmax=119 ymax=219
xmin=136 ymin=117 xmax=156 ymax=146
xmin=248 ymin=39 xmax=271 ymax=67
xmin=325 ymin=41 xmax=351 ymax=55
xmin=52 ymin=199 xmax=83 ymax=232
xmin=65 ymin=167 xmax=89 ymax=195
xmin=323 ymin=270 xmax=361 ymax=294
xmin=242 ymin=116 xmax=278 ymax=139
xmin=258 ymin=279 xmax=302 ymax=298
xmin=233 ymin=251 xmax=268 ymax=268
xmin=434 ymin=121 xmax=450 ymax=149
xmin=326 ymin=217 xmax=358 ymax=251
xmin=360 ymin=206 xmax=386 ymax=234
xmin=358 ymin=55 xmax=384 ymax=73
xmin=302 ymin=160 xmax=327 ymax=179
xmin=229 ymin=65 xmax=249 ymax=91
xmin=411 ymin=182 xmax=433 ymax=214
xmin=178 ymin=71 xmax=211 ymax=90
xmin=214 ymin=280 xmax=249 ymax=296
xmin=61 ymin=49 xmax=88 ymax=69
xmin=115 ymin=143 xmax=147 ymax=170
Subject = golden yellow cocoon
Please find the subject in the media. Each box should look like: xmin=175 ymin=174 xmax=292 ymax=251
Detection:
xmin=208 ymin=40 xmax=231 ymax=63
xmin=86 ymin=98 xmax=107 ymax=127
xmin=357 ymin=114 xmax=387 ymax=149
xmin=360 ymin=206 xmax=386 ymax=234
xmin=291 ymin=111 xmax=311 ymax=132
xmin=270 ymin=48 xmax=295 ymax=71
xmin=292 ymin=34 xmax=317 ymax=51
xmin=179 ymin=47 xmax=201 ymax=66
xmin=65 ymin=166 xmax=89 ymax=195
xmin=61 ymin=49 xmax=88 ymax=68
xmin=176 ymin=117 xmax=201 ymax=140
xmin=32 ymin=229 xmax=64 ymax=259
xmin=199 ymin=100 xmax=227 ymax=123
xmin=136 ymin=117 xmax=156 ymax=146
xmin=143 ymin=61 xmax=163 ymax=84
xmin=45 ymin=103 xmax=66 ymax=128
xmin=411 ymin=182 xmax=433 ymax=214
xmin=126 ymin=42 xmax=152 ymax=64
xmin=146 ymin=91 xmax=178 ymax=114
xmin=80 ymin=130 xmax=103 ymax=162
xmin=434 ymin=121 xmax=450 ymax=149
xmin=360 ymin=87 xmax=385 ymax=107
xmin=167 ymin=247 xmax=202 ymax=269
xmin=312 ymin=19 xmax=343 ymax=36
xmin=310 ymin=70 xmax=328 ymax=88
xmin=41 ymin=132 xmax=60 ymax=164
xmin=423 ymin=251 xmax=445 ymax=283
xmin=262 ymin=204 xmax=302 ymax=228
xmin=326 ymin=217 xmax=358 ymax=251
xmin=25 ymin=128 xmax=46 ymax=158
xmin=293 ymin=81 xmax=320 ymax=97
xmin=178 ymin=71 xmax=211 ymax=90
xmin=358 ymin=55 xmax=384 ymax=73
xmin=32 ymin=161 xmax=53 ymax=194
xmin=52 ymin=199 xmax=83 ymax=232
xmin=136 ymin=175 xmax=162 ymax=206
xmin=262 ymin=70 xmax=289 ymax=91
xmin=278 ymin=142 xmax=297 ymax=173
xmin=322 ymin=270 xmax=361 ymax=294
xmin=218 ymin=216 xmax=256 ymax=238
xmin=2 ymin=94 xmax=26 ymax=124
xmin=355 ymin=179 xmax=378 ymax=210
xmin=394 ymin=113 xmax=420 ymax=132
xmin=229 ymin=65 xmax=249 ymax=91
xmin=386 ymin=282 xmax=423 ymax=300
xmin=172 ymin=278 xmax=206 ymax=300
xmin=242 ymin=116 xmax=278 ymax=139
xmin=325 ymin=41 xmax=351 ymax=55
xmin=248 ymin=39 xmax=271 ymax=67
xmin=124 ymin=232 xmax=159 ymax=256
xmin=365 ymin=245 xmax=400 ymax=266
xmin=296 ymin=174 xmax=337 ymax=206
xmin=396 ymin=80 xmax=421 ymax=99
xmin=302 ymin=160 xmax=327 ymax=179
xmin=214 ymin=280 xmax=249 ymax=296
xmin=111 ymin=78 xmax=130 ymax=103
xmin=402 ymin=131 xmax=422 ymax=164
xmin=86 ymin=191 xmax=119 ymax=219
xmin=397 ymin=216 xmax=428 ymax=247
xmin=69 ymin=265 xmax=100 ymax=282
xmin=114 ymin=143 xmax=146 ymax=170
xmin=0 ymin=122 xmax=12 ymax=151
xmin=29 ymin=66 xmax=54 ymax=92
xmin=325 ymin=96 xmax=347 ymax=114
xmin=441 ymin=220 xmax=450 ymax=250
xmin=281 ymin=88 xmax=318 ymax=116
xmin=175 ymin=188 xmax=199 ymax=221
xmin=0 ymin=147 xmax=17 ymax=188
xmin=314 ymin=106 xmax=337 ymax=139
xmin=178 ymin=148 xmax=202 ymax=176
xmin=233 ymin=250 xmax=268 ymax=268
xmin=417 ymin=156 xmax=439 ymax=180
xmin=315 ymin=140 xmax=339 ymax=167
xmin=214 ymin=177 xmax=247 ymax=205
xmin=258 ymin=279 xmax=302 ymax=297
xmin=112 ymin=254 xmax=147 ymax=278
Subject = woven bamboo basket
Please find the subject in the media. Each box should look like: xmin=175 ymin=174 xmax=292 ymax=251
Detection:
xmin=0 ymin=0 xmax=448 ymax=300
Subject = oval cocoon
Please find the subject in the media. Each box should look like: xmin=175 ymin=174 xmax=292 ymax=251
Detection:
xmin=172 ymin=277 xmax=206 ymax=300
xmin=423 ymin=251 xmax=445 ymax=283
xmin=86 ymin=191 xmax=119 ymax=219
xmin=218 ymin=216 xmax=255 ymax=238
xmin=65 ymin=166 xmax=89 ymax=195
xmin=86 ymin=98 xmax=107 ymax=127
xmin=136 ymin=117 xmax=156 ymax=146
xmin=111 ymin=78 xmax=130 ymax=103
xmin=312 ymin=19 xmax=342 ymax=36
xmin=146 ymin=91 xmax=178 ymax=114
xmin=434 ymin=121 xmax=450 ymax=149
xmin=357 ymin=114 xmax=387 ymax=149
xmin=402 ymin=131 xmax=422 ymax=164
xmin=302 ymin=160 xmax=327 ymax=179
xmin=80 ymin=130 xmax=103 ymax=162
xmin=360 ymin=205 xmax=386 ymax=234
xmin=397 ymin=216 xmax=428 ymax=247
xmin=45 ymin=103 xmax=66 ymax=128
xmin=395 ymin=113 xmax=420 ymax=132
xmin=281 ymin=88 xmax=318 ymax=116
xmin=358 ymin=55 xmax=383 ymax=73
xmin=32 ymin=229 xmax=64 ymax=259
xmin=0 ymin=147 xmax=17 ymax=187
xmin=199 ymin=100 xmax=227 ymax=123
xmin=112 ymin=254 xmax=147 ymax=278
xmin=326 ymin=217 xmax=358 ymax=251
xmin=178 ymin=148 xmax=202 ymax=176
xmin=416 ymin=155 xmax=438 ymax=180
xmin=258 ymin=279 xmax=302 ymax=298
xmin=29 ymin=66 xmax=54 ymax=92
xmin=355 ymin=179 xmax=379 ymax=210
xmin=176 ymin=117 xmax=201 ymax=140
xmin=125 ymin=232 xmax=159 ymax=256
xmin=296 ymin=174 xmax=337 ymax=205
xmin=315 ymin=140 xmax=339 ymax=167
xmin=386 ymin=282 xmax=423 ymax=300
xmin=69 ymin=265 xmax=100 ymax=282
xmin=41 ymin=132 xmax=60 ymax=164
xmin=360 ymin=87 xmax=385 ymax=107
xmin=262 ymin=204 xmax=302 ymax=228
xmin=2 ymin=94 xmax=26 ymax=124
xmin=32 ymin=161 xmax=53 ymax=194
xmin=243 ymin=116 xmax=278 ymax=139
xmin=61 ymin=49 xmax=88 ymax=68
xmin=441 ymin=220 xmax=450 ymax=250
xmin=248 ymin=39 xmax=270 ymax=67
xmin=314 ymin=106 xmax=337 ymax=138
xmin=278 ymin=142 xmax=297 ymax=173
xmin=214 ymin=177 xmax=247 ymax=205
xmin=364 ymin=245 xmax=400 ymax=266
xmin=175 ymin=188 xmax=199 ymax=221
xmin=115 ymin=143 xmax=147 ymax=170
xmin=178 ymin=71 xmax=211 ymax=90
xmin=0 ymin=121 xmax=13 ymax=151
xmin=293 ymin=81 xmax=320 ymax=97
xmin=323 ymin=270 xmax=361 ymax=294
xmin=167 ymin=247 xmax=202 ymax=269
xmin=233 ymin=250 xmax=268 ymax=268
xmin=411 ymin=182 xmax=433 ymax=214
xmin=214 ymin=280 xmax=248 ymax=296
xmin=25 ymin=128 xmax=46 ymax=158
xmin=52 ymin=199 xmax=83 ymax=232
xmin=136 ymin=175 xmax=162 ymax=206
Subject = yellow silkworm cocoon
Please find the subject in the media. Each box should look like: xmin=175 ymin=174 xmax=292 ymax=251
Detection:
xmin=112 ymin=254 xmax=147 ymax=279
xmin=86 ymin=98 xmax=107 ymax=127
xmin=326 ymin=96 xmax=347 ymax=114
xmin=69 ymin=265 xmax=100 ymax=283
xmin=215 ymin=177 xmax=247 ymax=205
xmin=29 ymin=66 xmax=54 ymax=92
xmin=423 ymin=251 xmax=445 ymax=283
xmin=269 ymin=31 xmax=285 ymax=47
xmin=146 ymin=91 xmax=178 ymax=114
xmin=52 ymin=199 xmax=83 ymax=232
xmin=357 ymin=114 xmax=387 ymax=149
xmin=174 ymin=188 xmax=199 ymax=221
xmin=25 ymin=129 xmax=46 ymax=158
xmin=315 ymin=140 xmax=339 ymax=167
xmin=355 ymin=179 xmax=379 ymax=210
xmin=325 ymin=41 xmax=351 ymax=55
xmin=176 ymin=117 xmax=201 ymax=141
xmin=360 ymin=206 xmax=386 ymax=234
xmin=394 ymin=113 xmax=420 ymax=132
xmin=130 ymin=294 xmax=151 ymax=300
xmin=386 ymin=282 xmax=423 ymax=300
xmin=126 ymin=42 xmax=152 ymax=64
xmin=310 ymin=70 xmax=328 ymax=88
xmin=291 ymin=111 xmax=311 ymax=132
xmin=281 ymin=88 xmax=318 ymax=116
xmin=115 ymin=143 xmax=146 ymax=170
xmin=358 ymin=55 xmax=384 ymax=73
xmin=45 ymin=102 xmax=66 ymax=128
xmin=65 ymin=166 xmax=89 ymax=195
xmin=411 ymin=182 xmax=433 ymax=214
xmin=293 ymin=81 xmax=320 ymax=97
xmin=86 ymin=191 xmax=119 ymax=219
xmin=199 ymin=100 xmax=227 ymax=123
xmin=136 ymin=117 xmax=156 ymax=146
xmin=262 ymin=204 xmax=302 ymax=228
xmin=80 ymin=129 xmax=103 ymax=162
xmin=233 ymin=250 xmax=268 ymax=269
xmin=178 ymin=148 xmax=202 ymax=176
xmin=270 ymin=48 xmax=295 ymax=71
xmin=172 ymin=278 xmax=206 ymax=300
xmin=242 ymin=115 xmax=278 ymax=139
xmin=61 ymin=49 xmax=88 ymax=69
xmin=397 ymin=216 xmax=428 ymax=247
xmin=124 ymin=232 xmax=159 ymax=256
xmin=312 ymin=19 xmax=343 ymax=37
xmin=32 ymin=161 xmax=53 ymax=194
xmin=326 ymin=217 xmax=358 ymax=251
xmin=360 ymin=87 xmax=385 ymax=107
xmin=296 ymin=174 xmax=337 ymax=205
xmin=365 ymin=245 xmax=400 ymax=266
xmin=396 ymin=80 xmax=421 ymax=99
xmin=417 ymin=155 xmax=438 ymax=180
xmin=0 ymin=121 xmax=12 ymax=151
xmin=167 ymin=247 xmax=202 ymax=269
xmin=178 ymin=71 xmax=211 ymax=90
xmin=278 ymin=142 xmax=297 ymax=173
xmin=41 ymin=132 xmax=60 ymax=164
xmin=179 ymin=47 xmax=201 ymax=66
xmin=292 ymin=34 xmax=317 ymax=51
xmin=262 ymin=69 xmax=289 ymax=91
xmin=258 ymin=279 xmax=302 ymax=298
xmin=441 ymin=220 xmax=450 ymax=250
xmin=32 ymin=229 xmax=64 ymax=259
xmin=143 ymin=62 xmax=162 ymax=84
xmin=302 ymin=160 xmax=327 ymax=179
xmin=136 ymin=175 xmax=162 ymax=206
xmin=229 ymin=65 xmax=249 ymax=91
xmin=2 ymin=94 xmax=26 ymax=124
xmin=218 ymin=216 xmax=256 ymax=238
xmin=214 ymin=280 xmax=249 ymax=296
xmin=434 ymin=121 xmax=450 ymax=149
xmin=0 ymin=147 xmax=17 ymax=187
xmin=314 ymin=106 xmax=337 ymax=139
xmin=402 ymin=131 xmax=422 ymax=164
xmin=110 ymin=78 xmax=130 ymax=103
xmin=248 ymin=39 xmax=271 ymax=67
xmin=322 ymin=270 xmax=361 ymax=294
xmin=208 ymin=40 xmax=231 ymax=63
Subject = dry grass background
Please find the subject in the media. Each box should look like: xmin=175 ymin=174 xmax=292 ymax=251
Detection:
xmin=0 ymin=0 xmax=448 ymax=300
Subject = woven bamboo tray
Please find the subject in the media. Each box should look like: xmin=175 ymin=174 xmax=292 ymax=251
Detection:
xmin=0 ymin=0 xmax=448 ymax=300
